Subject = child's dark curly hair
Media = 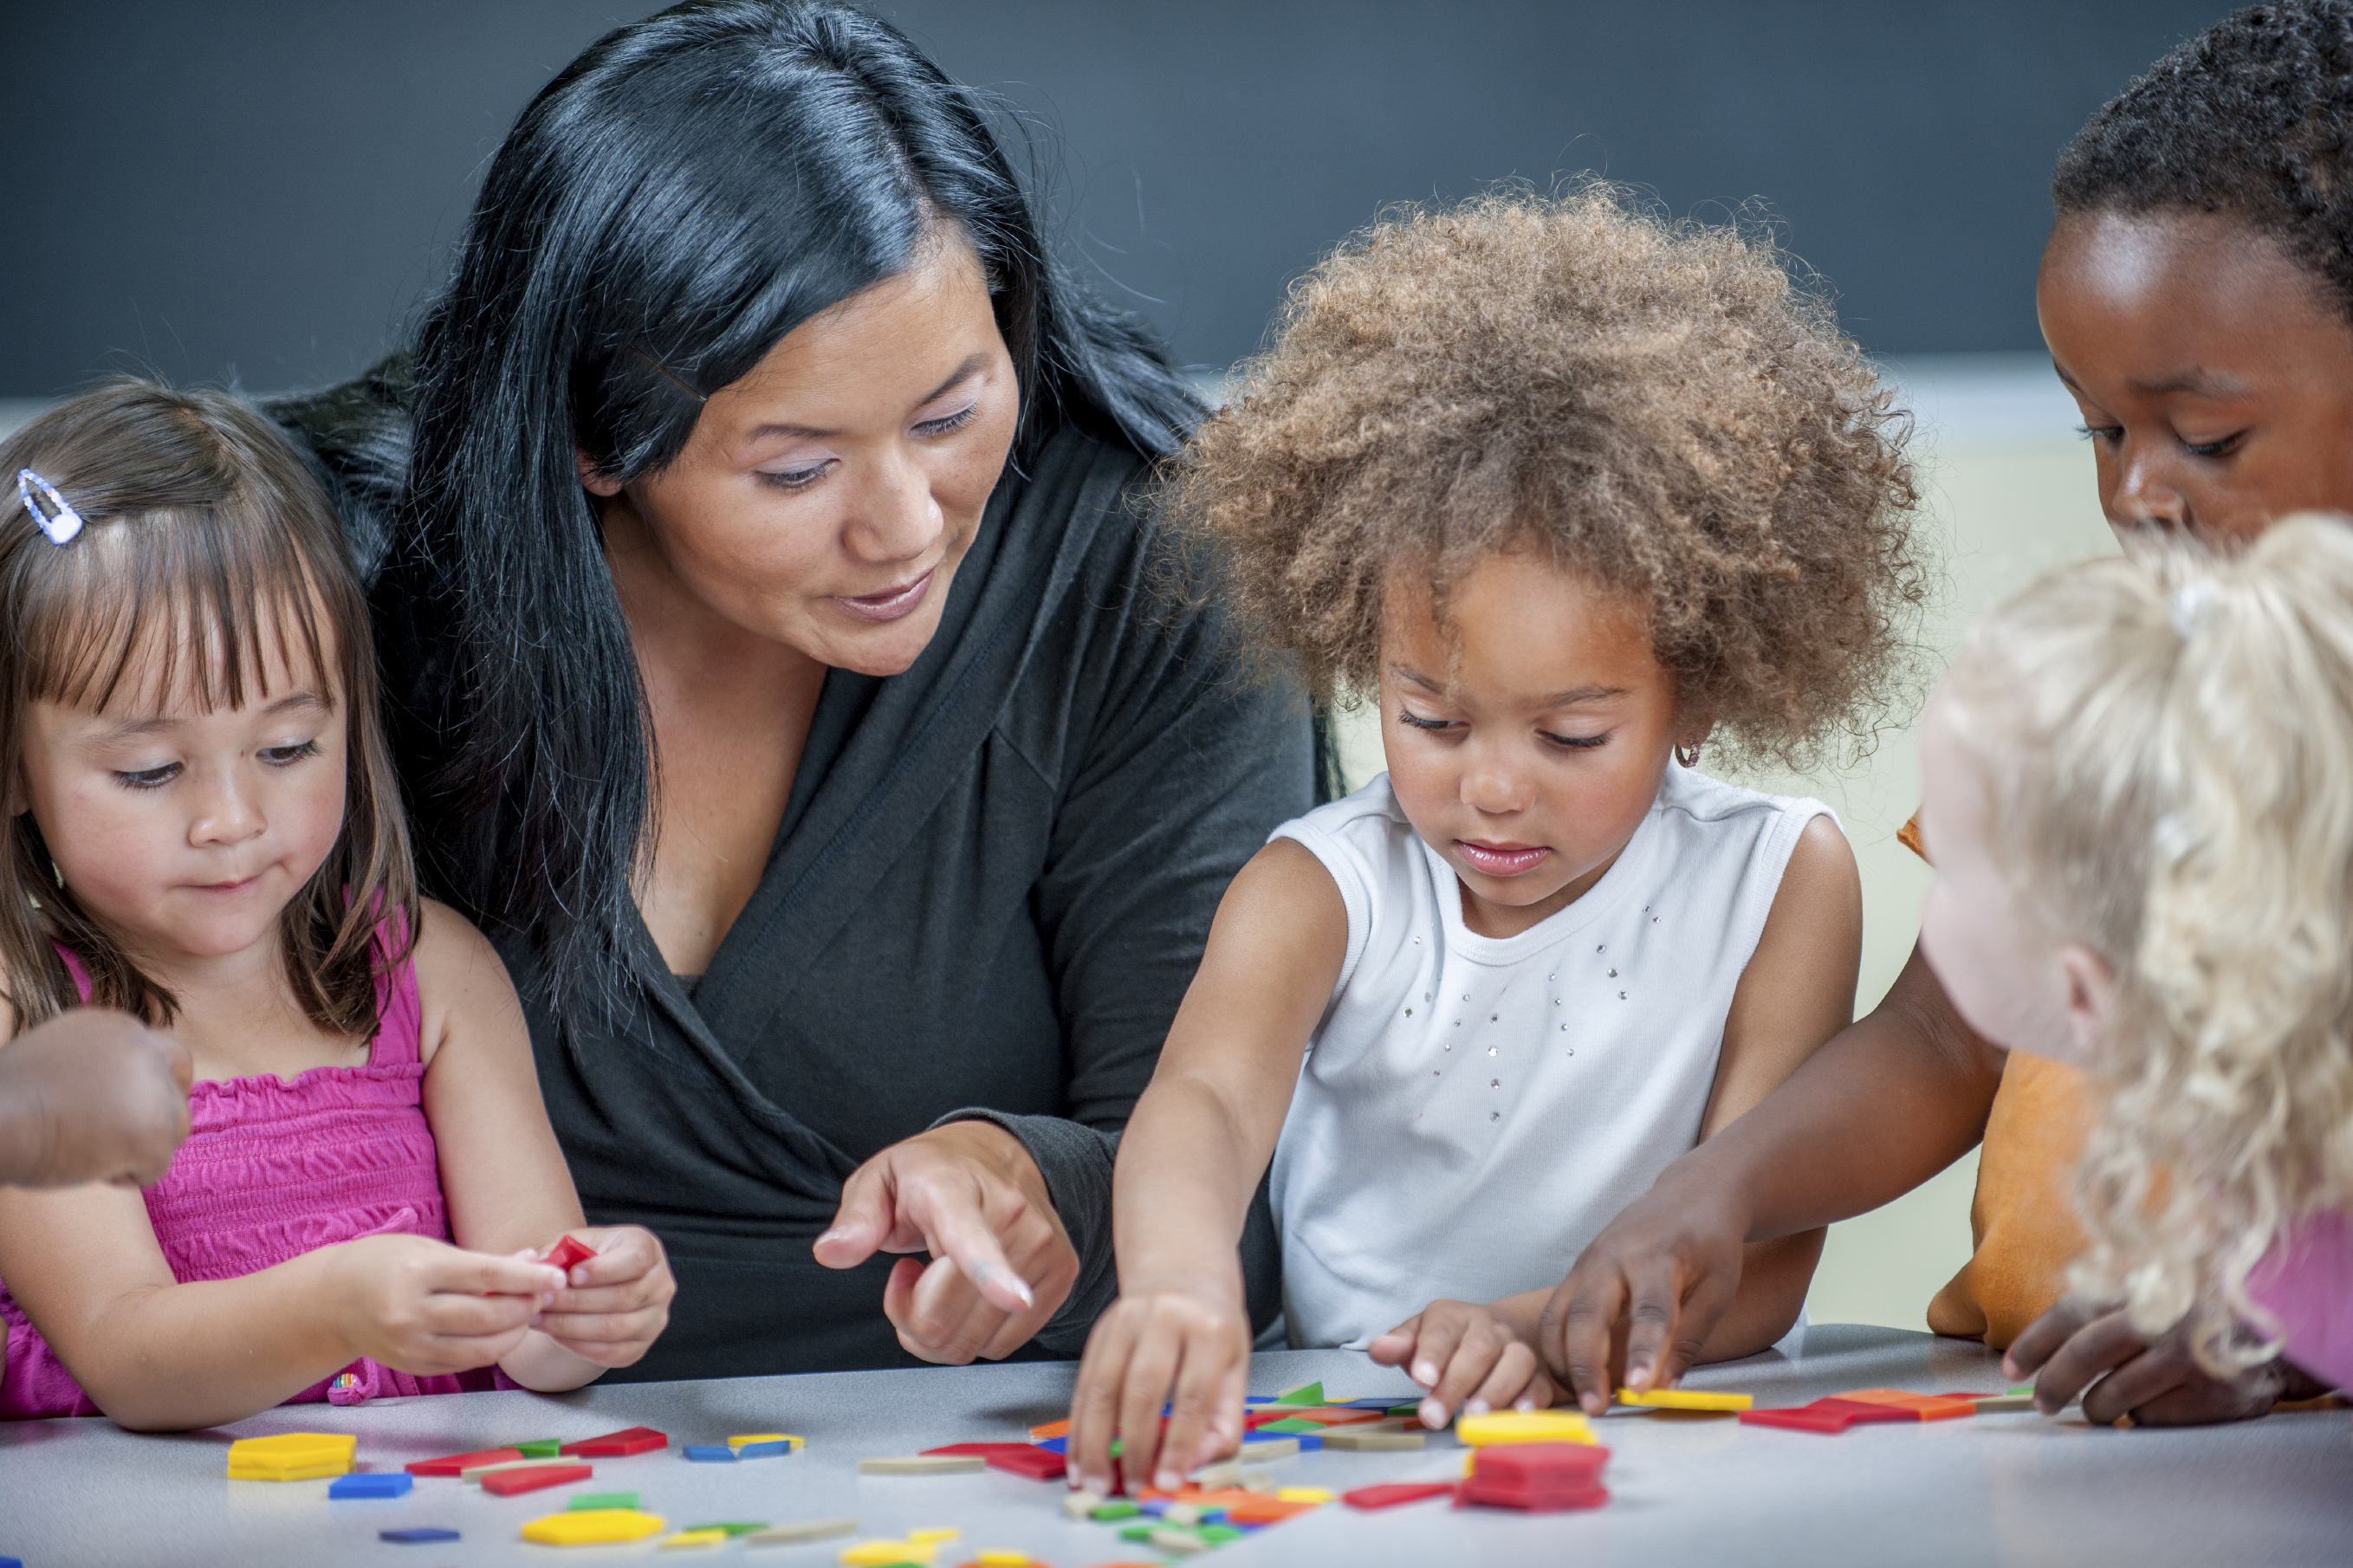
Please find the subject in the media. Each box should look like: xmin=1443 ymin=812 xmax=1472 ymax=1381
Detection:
xmin=1169 ymin=185 xmax=1924 ymax=771
xmin=2056 ymin=1 xmax=2353 ymax=320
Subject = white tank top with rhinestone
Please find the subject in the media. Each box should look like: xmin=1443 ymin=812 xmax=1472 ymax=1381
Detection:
xmin=1266 ymin=766 xmax=1829 ymax=1349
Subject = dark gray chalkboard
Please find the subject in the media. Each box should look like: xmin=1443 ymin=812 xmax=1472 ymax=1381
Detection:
xmin=0 ymin=1 xmax=2227 ymax=397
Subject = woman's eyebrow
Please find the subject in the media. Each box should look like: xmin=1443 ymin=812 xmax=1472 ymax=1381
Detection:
xmin=743 ymin=353 xmax=993 ymax=444
xmin=2133 ymin=367 xmax=2256 ymax=399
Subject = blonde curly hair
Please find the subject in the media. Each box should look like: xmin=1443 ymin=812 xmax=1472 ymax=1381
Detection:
xmin=1166 ymin=185 xmax=1926 ymax=769
xmin=1939 ymin=516 xmax=2353 ymax=1375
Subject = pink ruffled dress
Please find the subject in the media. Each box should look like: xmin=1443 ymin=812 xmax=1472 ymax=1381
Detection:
xmin=0 ymin=941 xmax=506 ymax=1419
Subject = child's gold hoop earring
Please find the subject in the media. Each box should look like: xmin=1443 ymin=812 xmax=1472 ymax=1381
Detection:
xmin=1675 ymin=741 xmax=1702 ymax=769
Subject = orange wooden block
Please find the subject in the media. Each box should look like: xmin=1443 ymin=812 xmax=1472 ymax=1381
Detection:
xmin=1836 ymin=1389 xmax=1977 ymax=1421
xmin=1223 ymin=1500 xmax=1320 ymax=1526
xmin=1027 ymin=1418 xmax=1070 ymax=1441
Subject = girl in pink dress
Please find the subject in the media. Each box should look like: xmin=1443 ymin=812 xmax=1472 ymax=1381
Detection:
xmin=0 ymin=382 xmax=675 ymax=1429
xmin=1919 ymin=516 xmax=2353 ymax=1402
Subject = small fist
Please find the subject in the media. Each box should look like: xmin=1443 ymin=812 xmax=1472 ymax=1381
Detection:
xmin=532 ymin=1226 xmax=675 ymax=1370
xmin=0 ymin=1009 xmax=193 ymax=1189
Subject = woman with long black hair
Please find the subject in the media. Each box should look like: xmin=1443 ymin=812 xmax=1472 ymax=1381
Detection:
xmin=276 ymin=0 xmax=1312 ymax=1378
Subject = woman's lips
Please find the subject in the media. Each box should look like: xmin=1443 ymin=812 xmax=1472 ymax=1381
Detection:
xmin=833 ymin=567 xmax=935 ymax=623
xmin=1457 ymin=840 xmax=1550 ymax=878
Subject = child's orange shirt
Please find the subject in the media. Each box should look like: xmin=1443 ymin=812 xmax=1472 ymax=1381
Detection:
xmin=1899 ymin=811 xmax=2089 ymax=1346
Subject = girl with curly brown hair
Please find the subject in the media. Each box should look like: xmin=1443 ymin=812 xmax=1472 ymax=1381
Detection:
xmin=1060 ymin=187 xmax=1925 ymax=1494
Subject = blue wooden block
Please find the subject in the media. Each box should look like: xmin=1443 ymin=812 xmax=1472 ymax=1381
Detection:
xmin=379 ymin=1527 xmax=460 ymax=1543
xmin=683 ymin=1445 xmax=739 ymax=1462
xmin=1241 ymin=1431 xmax=1322 ymax=1451
xmin=732 ymin=1439 xmax=795 ymax=1458
xmin=329 ymin=1473 xmax=413 ymax=1499
xmin=1034 ymin=1435 xmax=1066 ymax=1454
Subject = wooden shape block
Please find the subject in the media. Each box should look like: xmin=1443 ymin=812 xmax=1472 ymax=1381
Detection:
xmin=328 ymin=1472 xmax=413 ymax=1499
xmin=521 ymin=1508 xmax=665 ymax=1545
xmin=733 ymin=1439 xmax=802 ymax=1459
xmin=1091 ymin=1500 xmax=1141 ymax=1520
xmin=664 ymin=1530 xmax=729 ymax=1549
xmin=1472 ymin=1442 xmax=1610 ymax=1486
xmin=1251 ymin=1417 xmax=1323 ymax=1435
xmin=1321 ymin=1429 xmax=1426 ymax=1451
xmin=542 ymin=1234 xmax=598 ymax=1271
xmin=226 ymin=1432 xmax=356 ymax=1480
xmin=1973 ymin=1393 xmax=2039 ymax=1414
xmin=1810 ymin=1397 xmax=1922 ymax=1426
xmin=1343 ymin=1481 xmax=1458 ymax=1511
xmin=684 ymin=1522 xmax=771 ymax=1537
xmin=1456 ymin=1475 xmax=1610 ymax=1513
xmin=1027 ymin=1417 xmax=1070 ymax=1441
xmin=408 ymin=1446 xmax=522 ymax=1477
xmin=743 ymin=1517 xmax=859 ymax=1546
xmin=465 ymin=1458 xmax=570 ymax=1482
xmin=379 ymin=1527 xmax=462 ymax=1543
xmin=908 ymin=1528 xmax=960 ymax=1544
xmin=560 ymin=1426 xmax=668 ymax=1458
xmin=1615 ymin=1386 xmax=1753 ymax=1411
xmin=1222 ymin=1499 xmax=1318 ymax=1526
xmin=975 ymin=1552 xmax=1034 ymax=1567
xmin=1233 ymin=1436 xmax=1298 ymax=1461
xmin=570 ymin=1492 xmax=640 ymax=1510
xmin=1272 ymin=1380 xmax=1325 ymax=1405
xmin=989 ymin=1447 xmax=1067 ymax=1481
xmin=1148 ymin=1529 xmax=1209 ymax=1556
xmin=683 ymin=1445 xmax=739 ymax=1462
xmin=482 ymin=1463 xmax=593 ymax=1496
xmin=839 ymin=1540 xmax=937 ymax=1565
xmin=514 ymin=1438 xmax=565 ymax=1459
xmin=1836 ymin=1388 xmax=1980 ymax=1421
xmin=1455 ymin=1410 xmax=1595 ymax=1447
xmin=1739 ymin=1405 xmax=1858 ymax=1434
xmin=859 ymin=1455 xmax=985 ymax=1475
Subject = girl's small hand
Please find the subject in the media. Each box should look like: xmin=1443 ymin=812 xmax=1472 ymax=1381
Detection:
xmin=1067 ymin=1282 xmax=1250 ymax=1497
xmin=327 ymin=1234 xmax=563 ymax=1376
xmin=530 ymin=1225 xmax=675 ymax=1369
xmin=1370 ymin=1299 xmax=1560 ymax=1428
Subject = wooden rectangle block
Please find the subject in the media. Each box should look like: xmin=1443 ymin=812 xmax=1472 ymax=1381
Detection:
xmin=481 ymin=1462 xmax=593 ymax=1496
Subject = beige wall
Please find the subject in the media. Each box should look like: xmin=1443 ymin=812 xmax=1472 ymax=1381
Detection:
xmin=1328 ymin=357 xmax=2120 ymax=1329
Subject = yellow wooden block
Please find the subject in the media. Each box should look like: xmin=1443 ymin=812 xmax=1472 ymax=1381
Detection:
xmin=226 ymin=1459 xmax=351 ymax=1481
xmin=1616 ymin=1386 xmax=1753 ymax=1411
xmin=907 ymin=1527 xmax=959 ymax=1543
xmin=522 ymin=1509 xmax=666 ymax=1545
xmin=1274 ymin=1487 xmax=1333 ymax=1504
xmin=840 ymin=1541 xmax=936 ymax=1566
xmin=224 ymin=1431 xmax=355 ymax=1476
xmin=664 ymin=1529 xmax=729 ymax=1549
xmin=1455 ymin=1410 xmax=1595 ymax=1447
xmin=976 ymin=1552 xmax=1032 ymax=1566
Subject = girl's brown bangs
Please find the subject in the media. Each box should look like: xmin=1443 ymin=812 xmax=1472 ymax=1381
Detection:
xmin=22 ymin=507 xmax=338 ymax=717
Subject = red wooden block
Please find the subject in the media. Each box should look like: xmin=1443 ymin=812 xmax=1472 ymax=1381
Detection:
xmin=987 ymin=1447 xmax=1067 ymax=1482
xmin=559 ymin=1426 xmax=666 ymax=1458
xmin=1471 ymin=1442 xmax=1610 ymax=1485
xmin=406 ymin=1446 xmax=523 ymax=1477
xmin=1457 ymin=1476 xmax=1611 ymax=1513
xmin=542 ymin=1234 xmax=598 ymax=1272
xmin=1343 ymin=1481 xmax=1459 ymax=1511
xmin=480 ymin=1462 xmax=593 ymax=1496
xmin=1739 ymin=1396 xmax=1921 ymax=1434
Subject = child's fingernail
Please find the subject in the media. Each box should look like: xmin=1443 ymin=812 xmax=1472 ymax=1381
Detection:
xmin=1464 ymin=1398 xmax=1489 ymax=1416
xmin=815 ymin=1227 xmax=850 ymax=1245
xmin=1627 ymin=1362 xmax=1651 ymax=1388
xmin=1515 ymin=1396 xmax=1537 ymax=1411
xmin=1412 ymin=1359 xmax=1438 ymax=1385
xmin=1418 ymin=1396 xmax=1446 ymax=1427
xmin=1155 ymin=1469 xmax=1180 ymax=1492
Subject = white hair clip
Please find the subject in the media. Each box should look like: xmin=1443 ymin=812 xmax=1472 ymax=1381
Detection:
xmin=2170 ymin=579 xmax=2216 ymax=639
xmin=15 ymin=469 xmax=83 ymax=545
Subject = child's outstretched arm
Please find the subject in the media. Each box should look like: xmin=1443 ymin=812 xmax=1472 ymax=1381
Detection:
xmin=412 ymin=901 xmax=675 ymax=1390
xmin=0 ymin=1009 xmax=191 ymax=1188
xmin=1066 ymin=839 xmax=1346 ymax=1497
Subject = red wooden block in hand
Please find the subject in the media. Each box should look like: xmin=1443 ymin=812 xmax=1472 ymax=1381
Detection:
xmin=406 ymin=1446 xmax=523 ymax=1477
xmin=542 ymin=1234 xmax=598 ymax=1272
xmin=480 ymin=1462 xmax=593 ymax=1496
xmin=1343 ymin=1481 xmax=1459 ymax=1511
xmin=559 ymin=1427 xmax=666 ymax=1458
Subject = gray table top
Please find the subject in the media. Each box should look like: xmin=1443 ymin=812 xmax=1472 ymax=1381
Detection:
xmin=1 ymin=1325 xmax=2345 ymax=1567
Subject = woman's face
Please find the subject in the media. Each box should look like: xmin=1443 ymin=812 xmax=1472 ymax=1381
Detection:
xmin=588 ymin=236 xmax=1021 ymax=675
xmin=2038 ymin=208 xmax=2353 ymax=545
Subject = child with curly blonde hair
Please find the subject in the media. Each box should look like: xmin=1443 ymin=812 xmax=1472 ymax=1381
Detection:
xmin=1922 ymin=515 xmax=2353 ymax=1404
xmin=1063 ymin=187 xmax=1925 ymax=1493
